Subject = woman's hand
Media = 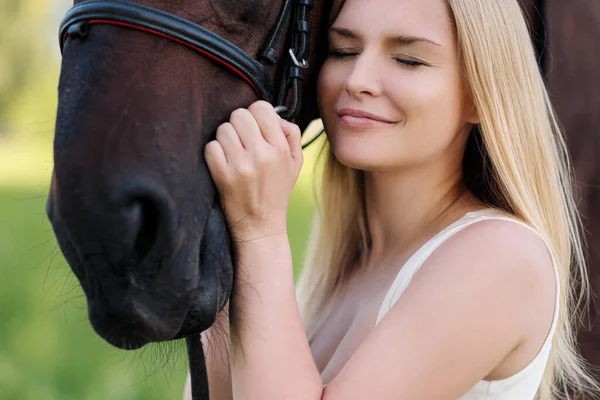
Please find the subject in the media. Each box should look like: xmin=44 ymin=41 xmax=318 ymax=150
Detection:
xmin=204 ymin=100 xmax=303 ymax=240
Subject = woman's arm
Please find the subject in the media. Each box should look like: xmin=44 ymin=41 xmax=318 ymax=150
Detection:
xmin=225 ymin=219 xmax=555 ymax=400
xmin=183 ymin=303 xmax=233 ymax=400
xmin=229 ymin=234 xmax=324 ymax=400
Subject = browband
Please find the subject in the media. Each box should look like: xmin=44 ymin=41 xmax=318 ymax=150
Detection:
xmin=59 ymin=0 xmax=276 ymax=102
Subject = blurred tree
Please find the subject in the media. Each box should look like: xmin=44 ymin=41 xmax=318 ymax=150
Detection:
xmin=1 ymin=0 xmax=34 ymax=123
xmin=0 ymin=0 xmax=56 ymax=133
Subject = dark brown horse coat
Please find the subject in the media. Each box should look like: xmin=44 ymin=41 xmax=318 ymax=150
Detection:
xmin=548 ymin=1 xmax=600 ymax=377
xmin=519 ymin=0 xmax=600 ymax=387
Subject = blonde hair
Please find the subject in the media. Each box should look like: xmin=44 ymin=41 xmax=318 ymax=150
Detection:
xmin=295 ymin=1 xmax=599 ymax=398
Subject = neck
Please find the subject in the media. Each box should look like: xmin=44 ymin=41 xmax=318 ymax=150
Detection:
xmin=363 ymin=159 xmax=482 ymax=266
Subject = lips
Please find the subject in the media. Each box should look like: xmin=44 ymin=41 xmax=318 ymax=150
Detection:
xmin=336 ymin=108 xmax=396 ymax=123
xmin=336 ymin=108 xmax=398 ymax=128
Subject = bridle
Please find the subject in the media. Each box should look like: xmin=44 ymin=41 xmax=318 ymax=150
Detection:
xmin=59 ymin=0 xmax=324 ymax=148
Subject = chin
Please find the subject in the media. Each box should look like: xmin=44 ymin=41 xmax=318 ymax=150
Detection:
xmin=328 ymin=124 xmax=380 ymax=154
xmin=331 ymin=147 xmax=382 ymax=170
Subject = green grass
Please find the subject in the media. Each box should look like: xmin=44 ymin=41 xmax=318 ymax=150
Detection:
xmin=0 ymin=182 xmax=317 ymax=399
xmin=0 ymin=186 xmax=187 ymax=400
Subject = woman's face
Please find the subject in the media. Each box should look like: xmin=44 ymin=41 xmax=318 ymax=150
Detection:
xmin=317 ymin=0 xmax=477 ymax=171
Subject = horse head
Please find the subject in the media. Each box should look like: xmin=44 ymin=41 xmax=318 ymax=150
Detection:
xmin=47 ymin=0 xmax=336 ymax=354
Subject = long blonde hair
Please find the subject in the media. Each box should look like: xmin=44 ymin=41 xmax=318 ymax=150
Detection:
xmin=295 ymin=1 xmax=599 ymax=398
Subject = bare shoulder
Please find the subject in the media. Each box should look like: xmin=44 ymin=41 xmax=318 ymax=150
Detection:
xmin=418 ymin=216 xmax=557 ymax=344
xmin=325 ymin=216 xmax=559 ymax=397
xmin=427 ymin=216 xmax=555 ymax=283
xmin=411 ymin=216 xmax=558 ymax=377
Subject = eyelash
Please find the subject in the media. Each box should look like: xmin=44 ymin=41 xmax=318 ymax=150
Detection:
xmin=327 ymin=49 xmax=426 ymax=68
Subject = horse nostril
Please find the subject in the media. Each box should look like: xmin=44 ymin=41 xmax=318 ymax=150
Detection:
xmin=125 ymin=198 xmax=160 ymax=265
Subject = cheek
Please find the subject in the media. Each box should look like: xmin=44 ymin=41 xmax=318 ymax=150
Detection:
xmin=316 ymin=62 xmax=343 ymax=116
xmin=356 ymin=74 xmax=465 ymax=168
xmin=398 ymin=74 xmax=463 ymax=127
xmin=389 ymin=71 xmax=465 ymax=146
xmin=395 ymin=71 xmax=462 ymax=121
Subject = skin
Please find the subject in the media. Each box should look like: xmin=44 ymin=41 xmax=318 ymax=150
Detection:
xmin=193 ymin=0 xmax=557 ymax=398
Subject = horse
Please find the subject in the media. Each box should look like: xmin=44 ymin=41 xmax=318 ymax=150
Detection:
xmin=518 ymin=1 xmax=600 ymax=390
xmin=47 ymin=0 xmax=340 ymax=398
xmin=47 ymin=0 xmax=600 ymax=398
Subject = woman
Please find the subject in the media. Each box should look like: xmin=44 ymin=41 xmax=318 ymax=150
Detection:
xmin=185 ymin=0 xmax=598 ymax=398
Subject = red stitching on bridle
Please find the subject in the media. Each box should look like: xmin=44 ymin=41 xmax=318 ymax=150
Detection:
xmin=63 ymin=19 xmax=261 ymax=97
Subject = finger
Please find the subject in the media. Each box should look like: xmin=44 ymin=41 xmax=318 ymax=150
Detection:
xmin=280 ymin=120 xmax=303 ymax=160
xmin=204 ymin=140 xmax=229 ymax=183
xmin=229 ymin=107 xmax=264 ymax=150
xmin=216 ymin=122 xmax=244 ymax=161
xmin=248 ymin=100 xmax=288 ymax=148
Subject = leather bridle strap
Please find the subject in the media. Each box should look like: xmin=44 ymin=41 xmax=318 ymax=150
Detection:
xmin=59 ymin=0 xmax=291 ymax=103
xmin=59 ymin=0 xmax=319 ymax=142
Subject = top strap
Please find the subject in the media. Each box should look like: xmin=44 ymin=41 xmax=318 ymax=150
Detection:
xmin=375 ymin=208 xmax=561 ymax=342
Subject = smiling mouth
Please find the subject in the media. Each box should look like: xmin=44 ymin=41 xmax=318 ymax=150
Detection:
xmin=338 ymin=114 xmax=398 ymax=128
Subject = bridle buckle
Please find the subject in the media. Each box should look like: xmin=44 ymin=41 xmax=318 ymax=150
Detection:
xmin=288 ymin=48 xmax=309 ymax=69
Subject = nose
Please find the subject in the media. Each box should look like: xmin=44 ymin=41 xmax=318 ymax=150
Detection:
xmin=120 ymin=195 xmax=161 ymax=266
xmin=344 ymin=51 xmax=383 ymax=98
xmin=103 ymin=178 xmax=173 ymax=273
xmin=48 ymin=172 xmax=195 ymax=346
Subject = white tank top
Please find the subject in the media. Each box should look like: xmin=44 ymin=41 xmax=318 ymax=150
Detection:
xmin=374 ymin=208 xmax=560 ymax=399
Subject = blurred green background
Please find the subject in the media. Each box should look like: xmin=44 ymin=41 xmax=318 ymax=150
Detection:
xmin=0 ymin=1 xmax=324 ymax=398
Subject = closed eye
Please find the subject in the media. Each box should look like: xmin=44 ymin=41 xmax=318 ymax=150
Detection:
xmin=395 ymin=58 xmax=425 ymax=68
xmin=328 ymin=49 xmax=426 ymax=69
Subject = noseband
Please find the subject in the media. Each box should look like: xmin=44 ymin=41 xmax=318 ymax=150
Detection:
xmin=59 ymin=0 xmax=323 ymax=147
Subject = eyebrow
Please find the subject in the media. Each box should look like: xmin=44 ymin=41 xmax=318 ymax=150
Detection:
xmin=329 ymin=27 xmax=442 ymax=47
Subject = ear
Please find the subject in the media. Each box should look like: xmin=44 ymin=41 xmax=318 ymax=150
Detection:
xmin=462 ymin=90 xmax=480 ymax=125
xmin=460 ymin=77 xmax=480 ymax=125
xmin=465 ymin=103 xmax=480 ymax=125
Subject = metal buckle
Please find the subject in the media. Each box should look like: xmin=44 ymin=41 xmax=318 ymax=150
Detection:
xmin=288 ymin=48 xmax=309 ymax=69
